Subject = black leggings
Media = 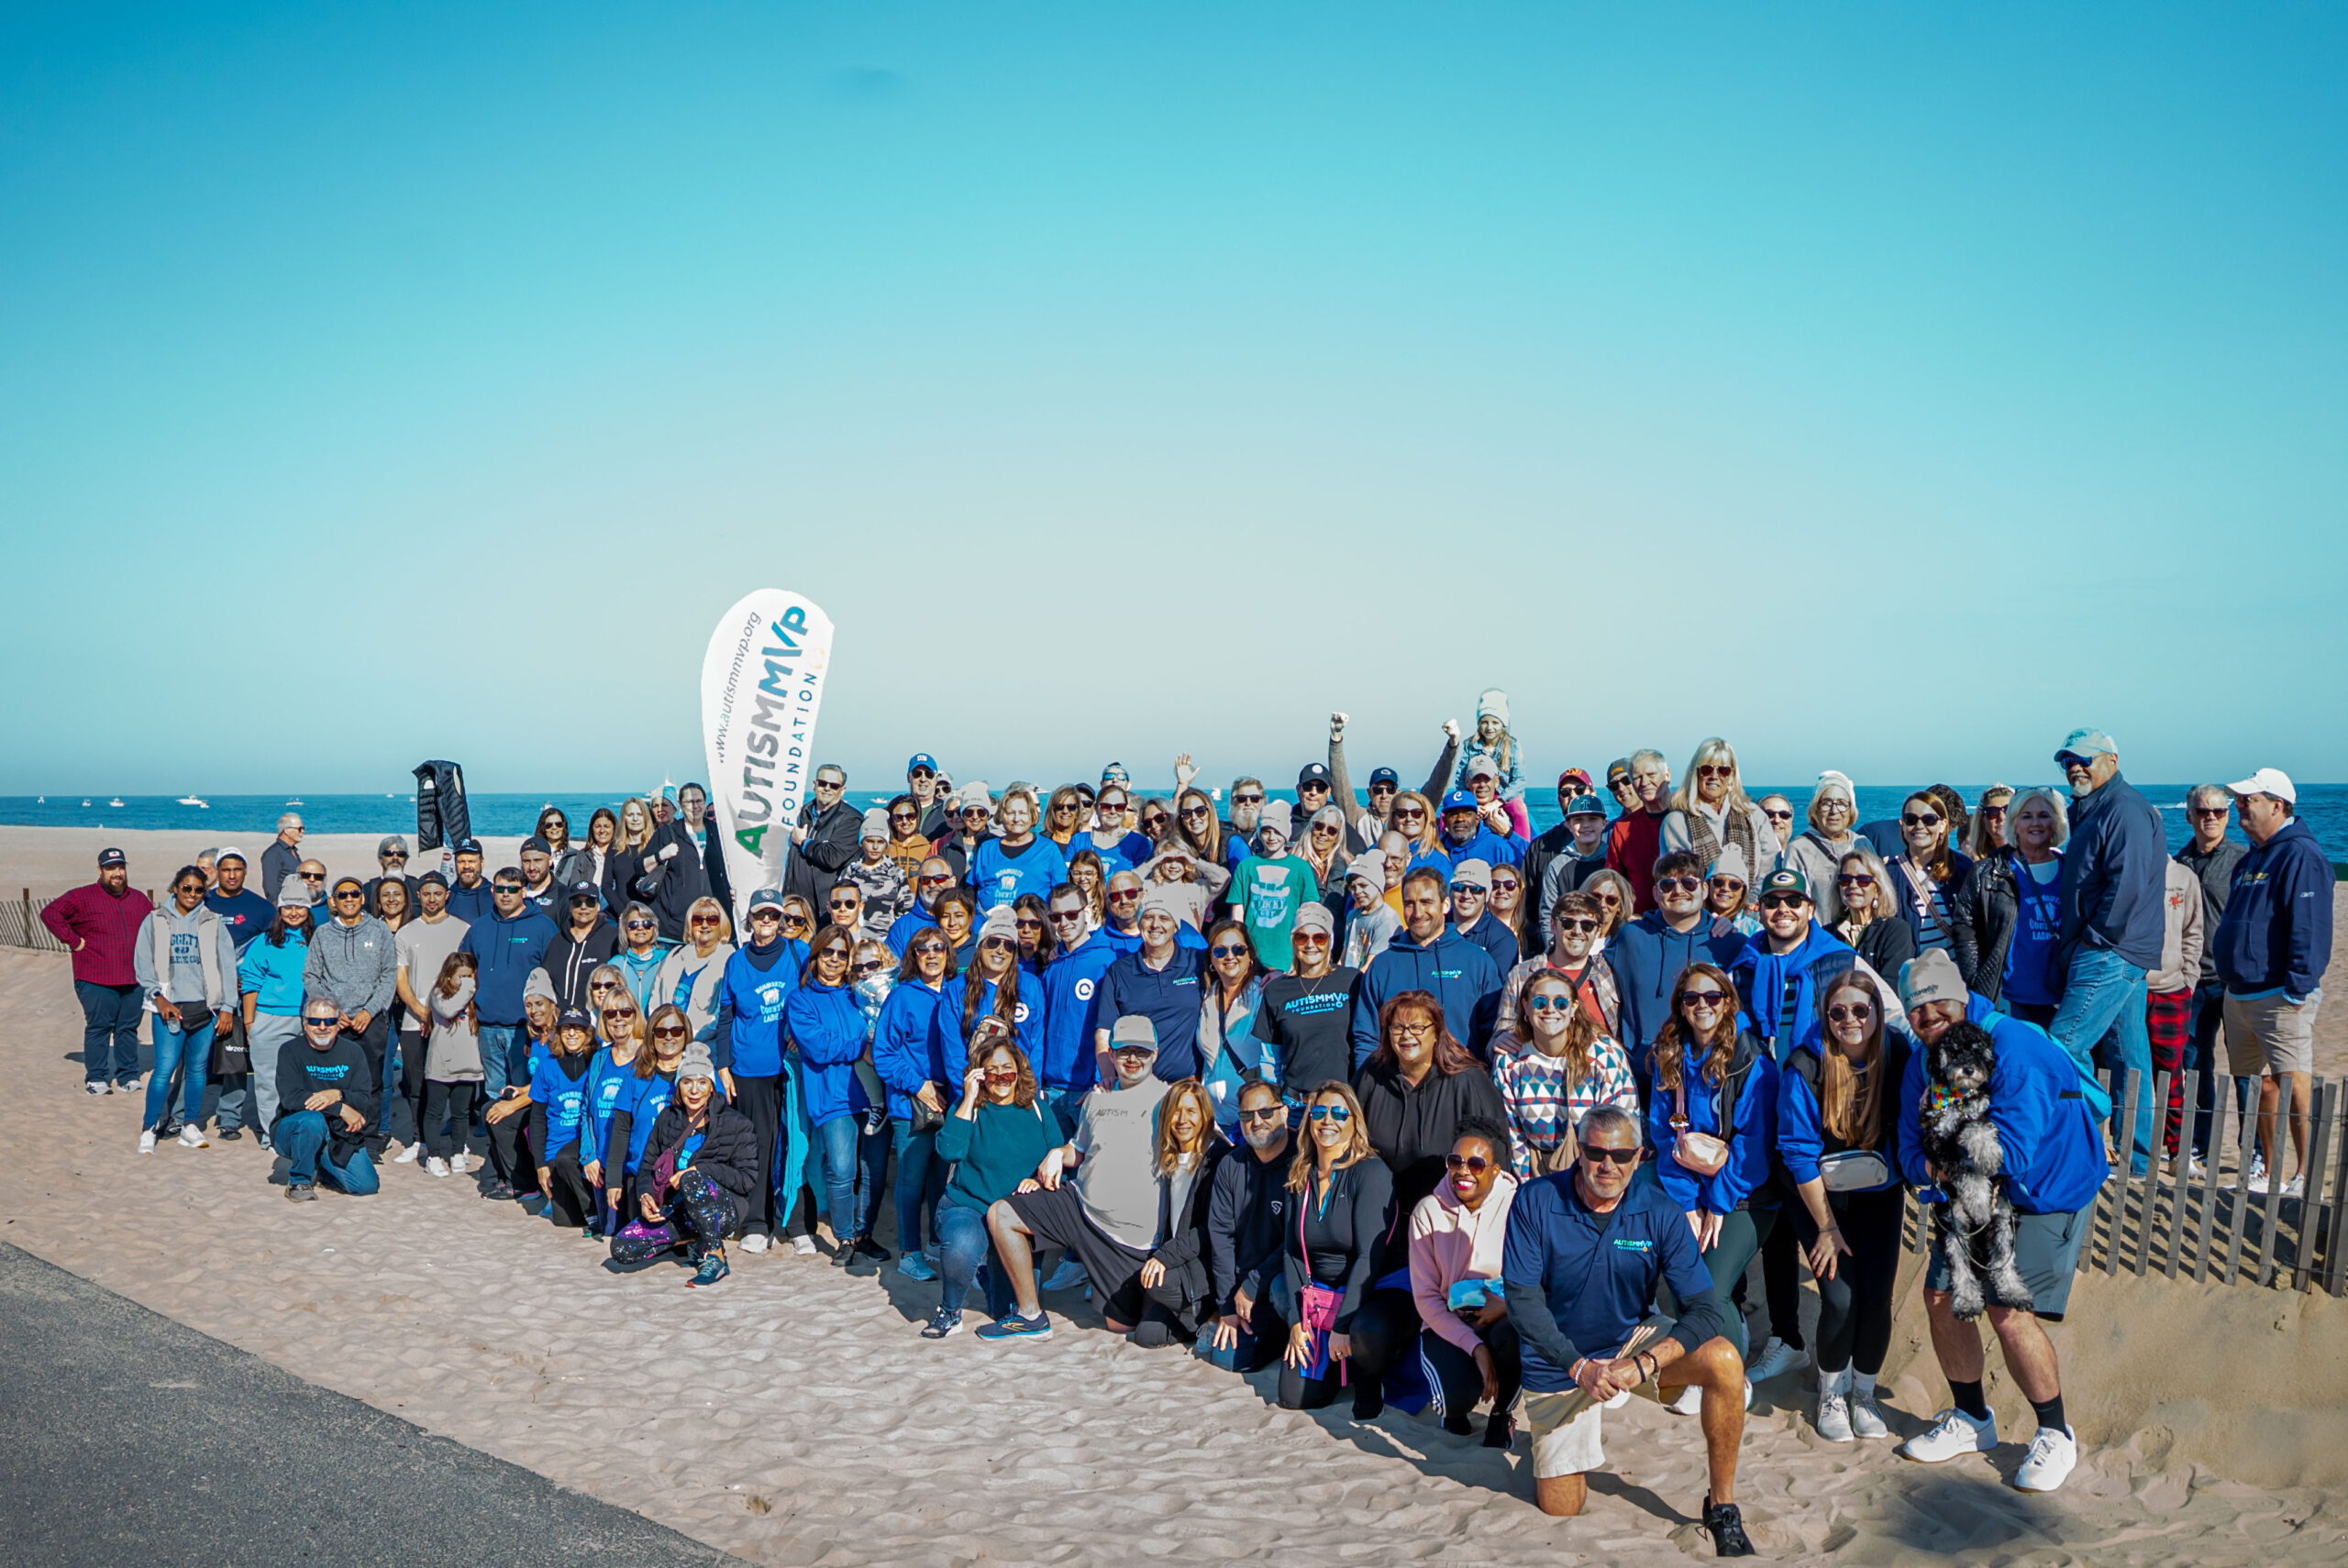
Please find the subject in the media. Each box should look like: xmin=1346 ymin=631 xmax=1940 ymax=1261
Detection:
xmin=485 ymin=1101 xmax=540 ymax=1194
xmin=1794 ymin=1186 xmax=1905 ymax=1376
xmin=1278 ymin=1286 xmax=1418 ymax=1416
xmin=398 ymin=1032 xmax=429 ymax=1147
xmin=1419 ymin=1319 xmax=1523 ymax=1436
xmin=729 ymin=1073 xmax=785 ymax=1236
xmin=541 ymin=1146 xmax=595 ymax=1228
xmin=421 ymin=1081 xmax=477 ymax=1161
xmin=1762 ymin=1218 xmax=1805 ymax=1351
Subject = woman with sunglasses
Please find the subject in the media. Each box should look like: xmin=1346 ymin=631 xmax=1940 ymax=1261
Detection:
xmin=1135 ymin=799 xmax=1176 ymax=851
xmin=1296 ymin=803 xmax=1352 ymax=905
xmin=1778 ymin=973 xmax=1910 ymax=1442
xmin=614 ymin=1043 xmax=759 ymax=1289
xmin=578 ymin=980 xmax=644 ymax=1234
xmin=873 ymin=930 xmax=960 ymax=1269
xmin=599 ymin=1005 xmax=697 ymax=1231
xmin=925 ymin=1022 xmax=1066 ymax=1338
xmin=1408 ymin=1114 xmax=1523 ymax=1447
xmin=1829 ymin=844 xmax=1914 ymax=984
xmin=1278 ymin=1081 xmax=1401 ymax=1418
xmin=1195 ymin=919 xmax=1268 ymax=1132
xmin=1168 ymin=788 xmax=1229 ymax=876
xmin=711 ymin=892 xmax=812 ymax=1253
xmin=1486 ymin=860 xmax=1533 ymax=959
xmin=1783 ymin=773 xmax=1862 ymax=927
xmin=882 ymin=795 xmax=932 ymax=883
xmin=651 ymin=897 xmax=736 ymax=1044
xmin=1581 ymin=869 xmax=1634 ymax=942
xmin=1645 ymin=963 xmax=1777 ymax=1386
xmin=535 ymin=807 xmax=573 ymax=868
xmin=1355 ymin=991 xmax=1506 ymax=1251
xmin=610 ymin=900 xmax=669 ymax=1014
xmin=1950 ymin=787 xmax=2068 ymax=1022
xmin=1658 ymin=737 xmax=1781 ymax=887
xmin=1386 ymin=790 xmax=1450 ymax=883
xmin=1704 ymin=847 xmax=1761 ymax=938
xmin=1885 ymin=791 xmax=1973 ymax=956
xmin=788 ymin=925 xmax=888 ymax=1268
xmin=1081 ymin=788 xmax=1152 ymax=875
xmin=526 ymin=1008 xmax=600 ymax=1233
xmin=1494 ymin=971 xmax=1638 ymax=1177
xmin=1966 ymin=785 xmax=2016 ymax=859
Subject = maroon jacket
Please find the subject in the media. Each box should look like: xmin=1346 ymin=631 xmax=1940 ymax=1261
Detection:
xmin=41 ymin=882 xmax=155 ymax=987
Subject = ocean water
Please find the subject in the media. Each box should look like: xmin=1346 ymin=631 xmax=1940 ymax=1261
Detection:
xmin=5 ymin=783 xmax=2343 ymax=860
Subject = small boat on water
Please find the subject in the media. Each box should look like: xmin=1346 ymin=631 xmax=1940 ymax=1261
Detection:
xmin=81 ymin=799 xmax=91 ymax=807
xmin=108 ymin=798 xmax=125 ymax=808
xmin=177 ymin=794 xmax=208 ymax=808
xmin=286 ymin=797 xmax=305 ymax=807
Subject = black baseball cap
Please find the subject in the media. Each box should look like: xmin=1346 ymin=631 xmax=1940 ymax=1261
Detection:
xmin=416 ymin=870 xmax=449 ymax=889
xmin=521 ymin=835 xmax=550 ymax=855
xmin=455 ymin=838 xmax=483 ymax=856
xmin=97 ymin=847 xmax=126 ymax=867
xmin=1297 ymin=763 xmax=1332 ymax=790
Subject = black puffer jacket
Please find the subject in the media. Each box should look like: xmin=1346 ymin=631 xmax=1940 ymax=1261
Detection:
xmin=1840 ymin=916 xmax=1916 ymax=993
xmin=642 ymin=1100 xmax=760 ymax=1205
xmin=1146 ymin=1139 xmax=1230 ymax=1322
xmin=1950 ymin=848 xmax=2021 ymax=1005
xmin=1353 ymin=1058 xmax=1509 ymax=1231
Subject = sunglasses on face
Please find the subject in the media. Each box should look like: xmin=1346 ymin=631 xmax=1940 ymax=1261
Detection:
xmin=1595 ymin=893 xmax=1622 ymax=907
xmin=1293 ymin=930 xmax=1329 ymax=944
xmin=1049 ymin=908 xmax=1086 ymax=923
xmin=1449 ymin=883 xmax=1484 ymax=898
xmin=913 ymin=944 xmax=948 ymax=958
xmin=1763 ymin=810 xmax=1793 ymax=823
xmin=1828 ymin=1003 xmax=1874 ymax=1022
xmin=890 ymin=812 xmax=917 ymax=823
xmin=1306 ymin=1104 xmax=1353 ymax=1123
xmin=980 ymin=936 xmax=1014 ymax=952
xmin=814 ymin=778 xmax=845 ymax=791
xmin=1015 ymin=918 xmax=1042 ymax=931
xmin=1233 ymin=793 xmax=1264 ymax=805
xmin=652 ymin=1025 xmax=688 ymax=1039
xmin=1837 ymin=873 xmax=1876 ymax=889
xmin=1393 ymin=808 xmax=1424 ymax=821
xmin=783 ymin=916 xmax=812 ymax=931
xmin=1444 ymin=1154 xmax=1497 ymax=1173
xmin=332 ymin=889 xmax=363 ymax=901
xmin=493 ymin=885 xmax=524 ymax=895
xmin=1759 ymin=894 xmax=1806 ymax=911
xmin=1655 ymin=877 xmax=1700 ymax=893
xmin=1107 ymin=889 xmax=1140 ymax=903
xmin=300 ymin=871 xmax=326 ymax=881
xmin=690 ymin=915 xmax=720 ymax=926
xmin=1492 ymin=878 xmax=1519 ymax=891
xmin=918 ymin=874 xmax=953 ymax=887
xmin=1681 ymin=989 xmax=1727 ymax=1009
xmin=626 ymin=919 xmax=655 ymax=931
xmin=1526 ymin=995 xmax=1575 ymax=1013
xmin=1902 ymin=812 xmax=1942 ymax=828
xmin=602 ymin=1008 xmax=637 ymax=1021
xmin=304 ymin=1017 xmax=339 ymax=1029
xmin=853 ymin=960 xmax=885 ymax=976
xmin=591 ymin=982 xmax=618 ymax=992
xmin=1142 ymin=814 xmax=1168 ymax=828
xmin=1582 ymin=1144 xmax=1641 ymax=1166
xmin=2190 ymin=807 xmax=2228 ymax=820
xmin=1695 ymin=765 xmax=1733 ymax=779
xmin=1707 ymin=878 xmax=1744 ymax=894
xmin=2055 ymin=753 xmax=2092 ymax=770
xmin=981 ymin=1067 xmax=1018 ymax=1083
xmin=1208 ymin=944 xmax=1248 ymax=959
xmin=1239 ymin=1105 xmax=1285 ymax=1123
xmin=1180 ymin=806 xmax=1211 ymax=820
xmin=1556 ymin=917 xmax=1598 ymax=932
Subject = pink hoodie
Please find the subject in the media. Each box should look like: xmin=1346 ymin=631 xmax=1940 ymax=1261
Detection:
xmin=1408 ymin=1170 xmax=1520 ymax=1355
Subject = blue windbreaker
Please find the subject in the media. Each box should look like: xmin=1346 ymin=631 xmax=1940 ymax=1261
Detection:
xmin=1896 ymin=997 xmax=2109 ymax=1215
xmin=1646 ymin=1032 xmax=1778 ymax=1215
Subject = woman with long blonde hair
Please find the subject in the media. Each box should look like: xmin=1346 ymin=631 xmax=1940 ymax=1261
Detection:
xmin=1277 ymin=1081 xmax=1402 ymax=1419
xmin=1659 ymin=736 xmax=1780 ymax=883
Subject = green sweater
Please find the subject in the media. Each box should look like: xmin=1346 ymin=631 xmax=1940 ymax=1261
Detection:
xmin=935 ymin=1097 xmax=1068 ymax=1214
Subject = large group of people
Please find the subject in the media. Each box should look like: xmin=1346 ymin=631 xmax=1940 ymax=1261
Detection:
xmin=41 ymin=704 xmax=2331 ymax=1554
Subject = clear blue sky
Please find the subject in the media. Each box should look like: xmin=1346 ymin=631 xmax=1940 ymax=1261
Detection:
xmin=5 ymin=3 xmax=2342 ymax=798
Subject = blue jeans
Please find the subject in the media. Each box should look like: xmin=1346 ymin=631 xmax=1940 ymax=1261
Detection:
xmin=935 ymin=1199 xmax=1016 ymax=1320
xmin=145 ymin=1013 xmax=216 ymax=1132
xmin=1039 ymin=1088 xmax=1083 ymax=1138
xmin=892 ymin=1119 xmax=944 ymax=1255
xmin=479 ymin=1024 xmax=524 ymax=1101
xmin=815 ymin=1113 xmax=882 ymax=1242
xmin=275 ymin=1110 xmax=382 ymax=1194
xmin=74 ymin=980 xmax=144 ymax=1086
xmin=2053 ymin=946 xmax=2152 ymax=1170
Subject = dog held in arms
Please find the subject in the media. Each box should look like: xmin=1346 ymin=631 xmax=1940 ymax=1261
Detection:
xmin=1918 ymin=1021 xmax=2033 ymax=1320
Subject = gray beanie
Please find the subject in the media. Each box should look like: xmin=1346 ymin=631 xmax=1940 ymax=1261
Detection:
xmin=979 ymin=905 xmax=1019 ymax=944
xmin=677 ymin=1042 xmax=718 ymax=1084
xmin=1258 ymin=800 xmax=1294 ymax=841
xmin=860 ymin=807 xmax=892 ymax=841
xmin=1708 ymin=845 xmax=1752 ymax=884
xmin=1899 ymin=950 xmax=1966 ymax=1011
xmin=524 ymin=967 xmax=557 ymax=1006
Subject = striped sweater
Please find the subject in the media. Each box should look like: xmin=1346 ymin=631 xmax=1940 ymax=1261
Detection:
xmin=1491 ymin=1035 xmax=1640 ymax=1176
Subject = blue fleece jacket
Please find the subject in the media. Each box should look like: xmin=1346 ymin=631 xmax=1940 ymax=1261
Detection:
xmin=1776 ymin=1036 xmax=1910 ymax=1192
xmin=237 ymin=930 xmax=311 ymax=1016
xmin=1897 ymin=998 xmax=2109 ymax=1216
xmin=458 ymin=908 xmax=558 ymax=1026
xmin=1036 ymin=935 xmax=1121 ymax=1094
xmin=714 ymin=937 xmax=808 ymax=1077
xmin=1647 ymin=1033 xmax=1778 ymax=1214
xmin=871 ymin=978 xmax=955 ymax=1121
xmin=2056 ymin=772 xmax=2167 ymax=974
xmin=1439 ymin=823 xmax=1527 ymax=868
xmin=1726 ymin=922 xmax=1865 ymax=1063
xmin=785 ymin=978 xmax=869 ymax=1128
xmin=2212 ymin=819 xmax=2332 ymax=999
xmin=1607 ymin=912 xmax=1748 ymax=1063
xmin=1349 ymin=927 xmax=1503 ymax=1067
xmin=885 ymin=904 xmax=939 ymax=957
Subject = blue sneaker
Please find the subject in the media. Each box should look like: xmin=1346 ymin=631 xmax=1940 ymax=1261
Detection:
xmin=974 ymin=1310 xmax=1052 ymax=1342
xmin=897 ymin=1252 xmax=938 ymax=1282
xmin=688 ymin=1249 xmax=730 ymax=1289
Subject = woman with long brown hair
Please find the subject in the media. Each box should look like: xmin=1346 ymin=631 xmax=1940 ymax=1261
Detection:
xmin=1278 ymin=1081 xmax=1400 ymax=1418
xmin=1134 ymin=1078 xmax=1226 ymax=1344
xmin=1492 ymin=971 xmax=1639 ymax=1176
xmin=924 ymin=1022 xmax=1061 ymax=1338
xmin=1886 ymin=790 xmax=1973 ymax=956
xmin=1354 ymin=991 xmax=1508 ymax=1220
xmin=1645 ymin=963 xmax=1777 ymax=1379
xmin=1777 ymin=972 xmax=1909 ymax=1443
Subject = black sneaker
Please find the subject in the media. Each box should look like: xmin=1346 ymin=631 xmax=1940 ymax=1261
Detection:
xmin=218 ymin=1128 xmax=245 ymax=1142
xmin=482 ymin=1181 xmax=517 ymax=1201
xmin=831 ymin=1237 xmax=860 ymax=1268
xmin=920 ymin=1307 xmax=963 ymax=1340
xmin=854 ymin=1234 xmax=893 ymax=1262
xmin=1704 ymin=1497 xmax=1755 ymax=1557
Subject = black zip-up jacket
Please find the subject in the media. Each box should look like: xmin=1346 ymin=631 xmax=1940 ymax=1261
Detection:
xmin=784 ymin=800 xmax=863 ymax=907
xmin=642 ymin=1099 xmax=760 ymax=1205
xmin=1207 ymin=1141 xmax=1295 ymax=1313
xmin=1353 ymin=1057 xmax=1509 ymax=1232
xmin=545 ymin=917 xmax=621 ymax=1010
xmin=1950 ymin=847 xmax=2022 ymax=1005
xmin=1146 ymin=1140 xmax=1229 ymax=1315
xmin=627 ymin=822 xmax=712 ymax=944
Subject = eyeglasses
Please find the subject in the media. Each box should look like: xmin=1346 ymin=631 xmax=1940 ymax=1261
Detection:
xmin=828 ymin=902 xmax=857 ymax=913
xmin=652 ymin=1025 xmax=688 ymax=1039
xmin=1900 ymin=812 xmax=1942 ymax=828
xmin=912 ymin=943 xmax=949 ymax=958
xmin=1292 ymin=929 xmax=1330 ymax=944
xmin=1837 ymin=873 xmax=1876 ymax=888
xmin=1758 ymin=894 xmax=1806 ymax=911
xmin=175 ymin=882 xmax=206 ymax=895
xmin=1491 ymin=877 xmax=1520 ymax=891
xmin=1594 ymin=892 xmax=1623 ymax=907
xmin=601 ymin=1009 xmax=637 ymax=1021
xmin=1305 ymin=1104 xmax=1353 ymax=1123
xmin=1980 ymin=804 xmax=2009 ymax=818
xmin=1208 ymin=944 xmax=1249 ymax=959
xmin=1392 ymin=1021 xmax=1434 ymax=1038
xmin=1680 ymin=989 xmax=1728 ymax=1009
xmin=909 ymin=767 xmax=936 ymax=779
xmin=1392 ymin=807 xmax=1425 ymax=821
xmin=1098 ymin=800 xmax=1127 ymax=813
xmin=1054 ymin=803 xmax=1080 ymax=815
xmin=1828 ymin=1003 xmax=1874 ymax=1022
xmin=1368 ymin=783 xmax=1396 ymax=796
xmin=1526 ymin=995 xmax=1575 ymax=1013
xmin=814 ymin=778 xmax=845 ymax=790
xmin=890 ymin=812 xmax=917 ymax=823
xmin=1239 ymin=1105 xmax=1285 ymax=1123
xmin=590 ymin=982 xmax=618 ymax=993
xmin=1655 ymin=877 xmax=1700 ymax=893
xmin=1142 ymin=814 xmax=1168 ymax=828
xmin=1581 ymin=1144 xmax=1641 ymax=1167
xmin=1555 ymin=917 xmax=1598 ymax=932
xmin=981 ymin=1067 xmax=1018 ymax=1083
xmin=382 ymin=852 xmax=408 ymax=861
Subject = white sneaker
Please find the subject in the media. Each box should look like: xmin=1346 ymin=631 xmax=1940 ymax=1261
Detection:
xmin=2235 ymin=1154 xmax=2268 ymax=1190
xmin=177 ymin=1125 xmax=208 ymax=1149
xmin=426 ymin=1157 xmax=450 ymax=1178
xmin=740 ymin=1232 xmax=770 ymax=1254
xmin=450 ymin=1154 xmax=473 ymax=1175
xmin=1901 ymin=1407 xmax=1998 ymax=1463
xmin=392 ymin=1142 xmax=423 ymax=1165
xmin=1816 ymin=1392 xmax=1854 ymax=1442
xmin=1849 ymin=1389 xmax=1891 ymax=1440
xmin=2280 ymin=1174 xmax=2307 ymax=1200
xmin=1744 ymin=1378 xmax=1755 ymax=1411
xmin=86 ymin=1081 xmax=111 ymax=1097
xmin=2014 ymin=1424 xmax=2077 ymax=1492
xmin=2187 ymin=1152 xmax=2208 ymax=1181
xmin=791 ymin=1235 xmax=818 ymax=1256
xmin=1747 ymin=1337 xmax=1802 ymax=1383
xmin=1667 ymin=1384 xmax=1704 ymax=1416
xmin=137 ymin=1130 xmax=158 ymax=1154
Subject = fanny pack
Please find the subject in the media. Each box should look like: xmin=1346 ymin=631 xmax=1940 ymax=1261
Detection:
xmin=1669 ymin=1080 xmax=1731 ymax=1176
xmin=1818 ymin=1150 xmax=1892 ymax=1193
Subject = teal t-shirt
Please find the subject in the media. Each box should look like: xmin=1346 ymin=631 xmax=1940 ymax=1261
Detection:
xmin=1232 ymin=854 xmax=1320 ymax=972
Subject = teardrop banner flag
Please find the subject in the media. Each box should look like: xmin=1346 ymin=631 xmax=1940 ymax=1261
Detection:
xmin=702 ymin=590 xmax=837 ymax=923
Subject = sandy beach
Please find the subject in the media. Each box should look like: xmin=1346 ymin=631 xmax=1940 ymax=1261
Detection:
xmin=3 ymin=934 xmax=2345 ymax=1564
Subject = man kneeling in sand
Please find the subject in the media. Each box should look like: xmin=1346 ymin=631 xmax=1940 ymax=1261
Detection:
xmin=1501 ymin=1106 xmax=1754 ymax=1557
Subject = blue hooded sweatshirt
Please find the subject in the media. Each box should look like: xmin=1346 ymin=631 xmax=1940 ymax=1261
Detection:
xmin=785 ymin=978 xmax=869 ymax=1129
xmin=1726 ymin=922 xmax=1866 ymax=1063
xmin=237 ymin=927 xmax=311 ymax=1016
xmin=958 ymin=974 xmax=1045 ymax=1066
xmin=871 ymin=977 xmax=957 ymax=1122
xmin=459 ymin=907 xmax=559 ymax=1026
xmin=1776 ymin=1035 xmax=1911 ymax=1194
xmin=1646 ymin=1032 xmax=1778 ymax=1215
xmin=1349 ymin=927 xmax=1503 ymax=1068
xmin=1607 ymin=912 xmax=1748 ymax=1066
xmin=714 ymin=936 xmax=809 ymax=1078
xmin=2056 ymin=772 xmax=2167 ymax=975
xmin=2211 ymin=818 xmax=2331 ymax=1000
xmin=1897 ymin=997 xmax=2110 ymax=1216
xmin=1439 ymin=823 xmax=1527 ymax=869
xmin=885 ymin=903 xmax=939 ymax=957
xmin=1036 ymin=934 xmax=1120 ymax=1094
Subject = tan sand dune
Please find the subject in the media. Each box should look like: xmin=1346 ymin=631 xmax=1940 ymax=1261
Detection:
xmin=1 ymin=944 xmax=2342 ymax=1565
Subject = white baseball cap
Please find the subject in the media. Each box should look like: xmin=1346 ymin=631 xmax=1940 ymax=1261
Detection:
xmin=2227 ymin=767 xmax=2297 ymax=804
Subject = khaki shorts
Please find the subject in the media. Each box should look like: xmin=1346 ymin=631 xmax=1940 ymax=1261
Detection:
xmin=2224 ymin=988 xmax=2321 ymax=1079
xmin=1524 ymin=1379 xmax=1671 ymax=1479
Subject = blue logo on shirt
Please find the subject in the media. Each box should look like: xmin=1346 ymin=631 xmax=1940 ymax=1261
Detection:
xmin=1611 ymin=1238 xmax=1653 ymax=1253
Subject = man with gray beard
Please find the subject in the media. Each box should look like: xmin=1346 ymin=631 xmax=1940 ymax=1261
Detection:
xmin=1202 ymin=1077 xmax=1296 ymax=1374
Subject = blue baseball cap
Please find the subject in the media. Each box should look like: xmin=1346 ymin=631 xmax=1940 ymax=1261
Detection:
xmin=1368 ymin=767 xmax=1400 ymax=789
xmin=1441 ymin=790 xmax=1479 ymax=813
xmin=2055 ymin=728 xmax=2116 ymax=764
xmin=1566 ymin=793 xmax=1607 ymax=818
xmin=906 ymin=753 xmax=938 ymax=774
xmin=747 ymin=889 xmax=787 ymax=913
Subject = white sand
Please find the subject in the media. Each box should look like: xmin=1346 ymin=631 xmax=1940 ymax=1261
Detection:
xmin=4 ymin=943 xmax=2345 ymax=1564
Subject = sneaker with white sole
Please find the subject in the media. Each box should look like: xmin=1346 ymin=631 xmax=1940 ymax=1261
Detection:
xmin=1849 ymin=1389 xmax=1890 ymax=1440
xmin=740 ymin=1232 xmax=770 ymax=1254
xmin=449 ymin=1153 xmax=473 ymax=1175
xmin=426 ymin=1156 xmax=450 ymax=1177
xmin=392 ymin=1142 xmax=423 ymax=1165
xmin=1901 ymin=1406 xmax=1997 ymax=1463
xmin=1816 ymin=1392 xmax=1854 ymax=1442
xmin=920 ymin=1307 xmax=964 ymax=1340
xmin=177 ymin=1125 xmax=209 ymax=1149
xmin=1667 ymin=1384 xmax=1704 ymax=1416
xmin=1746 ymin=1337 xmax=1803 ymax=1383
xmin=2234 ymin=1154 xmax=2268 ymax=1190
xmin=1040 ymin=1259 xmax=1090 ymax=1292
xmin=2014 ymin=1424 xmax=2077 ymax=1492
xmin=86 ymin=1081 xmax=111 ymax=1097
xmin=791 ymin=1235 xmax=818 ymax=1256
xmin=137 ymin=1130 xmax=158 ymax=1154
xmin=898 ymin=1252 xmax=938 ymax=1282
xmin=2280 ymin=1174 xmax=2307 ymax=1200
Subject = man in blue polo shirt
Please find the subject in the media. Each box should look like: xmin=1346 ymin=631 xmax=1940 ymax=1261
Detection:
xmin=1502 ymin=1104 xmax=1753 ymax=1555
xmin=1894 ymin=950 xmax=2107 ymax=1496
xmin=1090 ymin=888 xmax=1206 ymax=1083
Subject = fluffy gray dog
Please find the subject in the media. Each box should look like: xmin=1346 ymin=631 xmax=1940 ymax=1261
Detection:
xmin=1919 ymin=1021 xmax=2034 ymax=1320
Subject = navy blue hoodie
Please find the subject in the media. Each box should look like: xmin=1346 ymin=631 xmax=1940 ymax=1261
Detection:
xmin=1349 ymin=927 xmax=1503 ymax=1068
xmin=2056 ymin=772 xmax=2166 ymax=974
xmin=458 ymin=907 xmax=558 ymax=1026
xmin=1897 ymin=997 xmax=2109 ymax=1216
xmin=1606 ymin=911 xmax=1747 ymax=1066
xmin=2212 ymin=818 xmax=2331 ymax=999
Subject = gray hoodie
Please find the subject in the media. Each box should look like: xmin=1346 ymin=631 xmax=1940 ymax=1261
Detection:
xmin=133 ymin=903 xmax=238 ymax=1008
xmin=303 ymin=913 xmax=398 ymax=1016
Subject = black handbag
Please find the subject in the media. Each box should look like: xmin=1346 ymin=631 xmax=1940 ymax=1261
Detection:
xmin=212 ymin=1010 xmax=251 ymax=1077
